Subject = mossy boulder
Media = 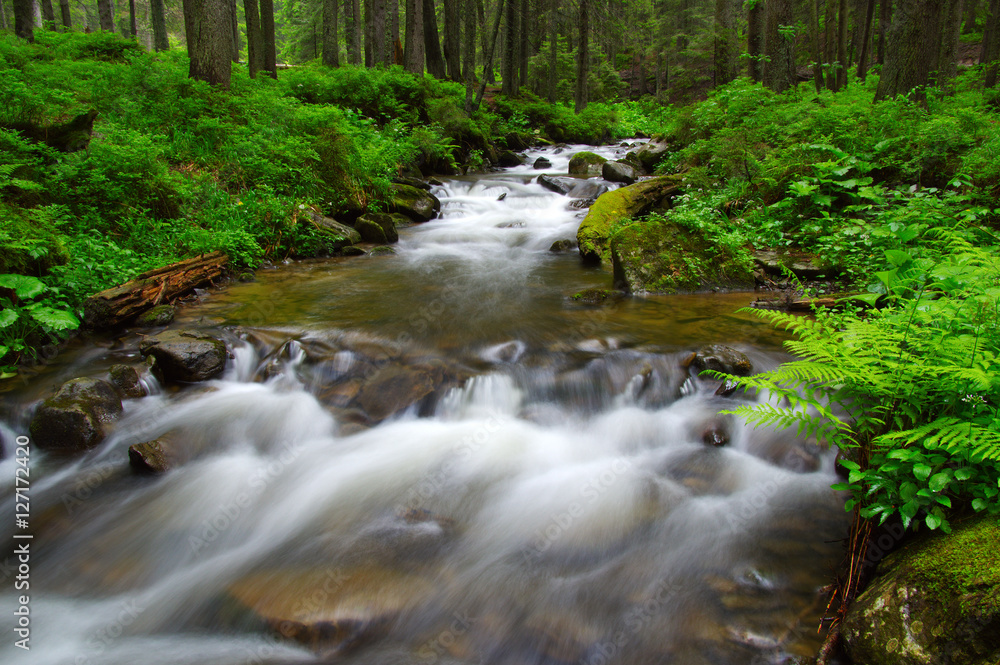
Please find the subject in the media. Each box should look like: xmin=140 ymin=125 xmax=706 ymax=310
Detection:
xmin=610 ymin=218 xmax=755 ymax=294
xmin=139 ymin=330 xmax=228 ymax=383
xmin=568 ymin=151 xmax=608 ymax=176
xmin=135 ymin=304 xmax=175 ymax=327
xmin=29 ymin=378 xmax=123 ymax=452
xmin=355 ymin=213 xmax=399 ymax=244
xmin=842 ymin=514 xmax=1000 ymax=665
xmin=576 ymin=175 xmax=684 ymax=263
xmin=108 ymin=364 xmax=147 ymax=399
xmin=389 ymin=184 xmax=440 ymax=222
xmin=633 ymin=139 xmax=671 ymax=171
xmin=304 ymin=210 xmax=362 ymax=249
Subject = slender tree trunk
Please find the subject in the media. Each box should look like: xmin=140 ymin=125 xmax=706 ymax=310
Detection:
xmin=982 ymin=0 xmax=1000 ymax=86
xmin=389 ymin=0 xmax=400 ymax=63
xmin=245 ymin=0 xmax=264 ymax=75
xmin=548 ymin=0 xmax=558 ymax=102
xmin=98 ymin=0 xmax=113 ymax=30
xmin=848 ymin=0 xmax=866 ymax=66
xmin=748 ymin=0 xmax=765 ymax=81
xmin=231 ymin=0 xmax=240 ymax=61
xmin=937 ymin=0 xmax=964 ymax=82
xmin=877 ymin=0 xmax=892 ymax=64
xmin=424 ymin=0 xmax=445 ymax=77
xmin=714 ymin=0 xmax=739 ymax=86
xmin=575 ymin=0 xmax=588 ymax=112
xmin=443 ymin=0 xmax=461 ymax=79
xmin=151 ymin=0 xmax=169 ymax=50
xmin=836 ymin=0 xmax=848 ymax=89
xmin=14 ymin=0 xmax=34 ymax=40
xmin=810 ymin=0 xmax=824 ymax=91
xmin=875 ymin=0 xmax=945 ymax=101
xmin=129 ymin=0 xmax=137 ymax=37
xmin=324 ymin=0 xmax=340 ymax=65
xmin=964 ymin=0 xmax=981 ymax=32
xmin=404 ymin=0 xmax=424 ymax=73
xmin=764 ymin=0 xmax=795 ymax=92
xmin=517 ymin=0 xmax=528 ymax=87
xmin=856 ymin=0 xmax=876 ymax=79
xmin=184 ymin=0 xmax=235 ymax=88
xmin=824 ymin=0 xmax=837 ymax=87
xmin=260 ymin=0 xmax=277 ymax=77
xmin=463 ymin=0 xmax=476 ymax=112
xmin=40 ymin=0 xmax=52 ymax=25
xmin=502 ymin=0 xmax=517 ymax=94
xmin=1 ymin=0 xmax=8 ymax=30
xmin=475 ymin=0 xmax=506 ymax=108
xmin=365 ymin=0 xmax=374 ymax=65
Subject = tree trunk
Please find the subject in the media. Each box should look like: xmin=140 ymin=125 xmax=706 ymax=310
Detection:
xmin=151 ymin=0 xmax=169 ymax=50
xmin=463 ymin=0 xmax=476 ymax=112
xmin=348 ymin=0 xmax=363 ymax=63
xmin=824 ymin=0 xmax=837 ymax=87
xmin=502 ymin=0 xmax=517 ymax=95
xmin=810 ymin=0 xmax=824 ymax=91
xmin=40 ymin=0 xmax=52 ymax=25
xmin=184 ymin=0 xmax=235 ymax=88
xmin=404 ymin=0 xmax=424 ymax=74
xmin=13 ymin=0 xmax=34 ymax=40
xmin=57 ymin=0 xmax=69 ymax=28
xmin=836 ymin=0 xmax=848 ymax=89
xmin=365 ymin=0 xmax=374 ymax=65
xmin=323 ymin=0 xmax=340 ymax=65
xmin=443 ymin=0 xmax=461 ymax=79
xmin=964 ymin=0 xmax=981 ymax=32
xmin=517 ymin=0 xmax=528 ymax=87
xmin=877 ymin=0 xmax=892 ymax=64
xmin=370 ymin=0 xmax=388 ymax=65
xmin=475 ymin=0 xmax=506 ymax=109
xmin=129 ymin=0 xmax=137 ymax=37
xmin=856 ymin=0 xmax=876 ymax=79
xmin=714 ymin=0 xmax=739 ymax=86
xmin=260 ymin=0 xmax=277 ymax=77
xmin=875 ymin=0 xmax=945 ymax=101
xmin=98 ymin=0 xmax=114 ymax=31
xmin=231 ymin=0 xmax=240 ymax=61
xmin=575 ymin=0 xmax=588 ymax=112
xmin=764 ymin=0 xmax=795 ymax=92
xmin=747 ymin=0 xmax=765 ymax=81
xmin=83 ymin=253 xmax=230 ymax=330
xmin=244 ymin=0 xmax=264 ymax=76
xmin=982 ymin=0 xmax=1000 ymax=86
xmin=424 ymin=0 xmax=446 ymax=77
xmin=389 ymin=0 xmax=400 ymax=62
xmin=936 ymin=0 xmax=964 ymax=81
xmin=548 ymin=0 xmax=558 ymax=102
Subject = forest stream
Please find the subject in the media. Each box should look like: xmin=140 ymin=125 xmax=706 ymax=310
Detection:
xmin=0 ymin=144 xmax=849 ymax=665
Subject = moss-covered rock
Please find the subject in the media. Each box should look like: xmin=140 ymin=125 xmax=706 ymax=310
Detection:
xmin=610 ymin=218 xmax=754 ymax=294
xmin=355 ymin=213 xmax=399 ymax=244
xmin=576 ymin=175 xmax=683 ymax=263
xmin=304 ymin=210 xmax=362 ymax=249
xmin=568 ymin=151 xmax=608 ymax=176
xmin=29 ymin=378 xmax=123 ymax=452
xmin=135 ymin=304 xmax=175 ymax=327
xmin=842 ymin=514 xmax=1000 ymax=665
xmin=389 ymin=184 xmax=440 ymax=222
xmin=570 ymin=288 xmax=627 ymax=306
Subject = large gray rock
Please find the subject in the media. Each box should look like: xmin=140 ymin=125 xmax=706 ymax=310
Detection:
xmin=842 ymin=514 xmax=1000 ymax=665
xmin=498 ymin=150 xmax=524 ymax=167
xmin=29 ymin=378 xmax=123 ymax=452
xmin=602 ymin=160 xmax=638 ymax=185
xmin=633 ymin=139 xmax=671 ymax=171
xmin=568 ymin=151 xmax=608 ymax=176
xmin=389 ymin=184 xmax=440 ymax=222
xmin=140 ymin=330 xmax=228 ymax=383
xmin=537 ymin=174 xmax=578 ymax=195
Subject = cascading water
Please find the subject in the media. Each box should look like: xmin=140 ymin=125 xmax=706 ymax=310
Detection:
xmin=0 ymin=143 xmax=848 ymax=665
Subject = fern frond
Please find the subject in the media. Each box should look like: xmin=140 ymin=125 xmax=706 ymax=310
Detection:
xmin=876 ymin=417 xmax=1000 ymax=462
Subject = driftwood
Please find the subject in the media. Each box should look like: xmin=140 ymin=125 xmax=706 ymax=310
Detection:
xmin=83 ymin=252 xmax=229 ymax=329
xmin=750 ymin=295 xmax=846 ymax=312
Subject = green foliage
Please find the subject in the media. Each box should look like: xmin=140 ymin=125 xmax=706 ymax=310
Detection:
xmin=0 ymin=272 xmax=79 ymax=373
xmin=718 ymin=232 xmax=1000 ymax=533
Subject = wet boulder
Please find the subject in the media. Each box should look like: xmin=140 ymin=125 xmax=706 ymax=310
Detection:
xmin=753 ymin=249 xmax=843 ymax=280
xmin=842 ymin=514 xmax=1000 ymax=665
xmin=108 ymin=364 xmax=147 ymax=399
xmin=549 ymin=239 xmax=575 ymax=253
xmin=566 ymin=180 xmax=609 ymax=200
xmin=576 ymin=174 xmax=683 ymax=264
xmin=602 ymin=160 xmax=638 ymax=185
xmin=610 ymin=218 xmax=755 ymax=294
xmin=570 ymin=288 xmax=627 ymax=306
xmin=128 ymin=440 xmax=170 ymax=474
xmin=355 ymin=363 xmax=441 ymax=422
xmin=304 ymin=210 xmax=362 ymax=250
xmin=139 ymin=330 xmax=228 ymax=383
xmin=354 ymin=213 xmax=399 ymax=244
xmin=537 ymin=174 xmax=578 ymax=195
xmin=135 ymin=304 xmax=175 ymax=327
xmin=692 ymin=345 xmax=753 ymax=377
xmin=633 ymin=139 xmax=671 ymax=171
xmin=533 ymin=157 xmax=553 ymax=170
xmin=29 ymin=377 xmax=123 ymax=452
xmin=498 ymin=150 xmax=523 ymax=167
xmin=389 ymin=184 xmax=440 ymax=223
xmin=568 ymin=151 xmax=607 ymax=176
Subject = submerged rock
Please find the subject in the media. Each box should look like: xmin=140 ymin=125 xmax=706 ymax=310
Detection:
xmin=568 ymin=151 xmax=608 ymax=176
xmin=549 ymin=239 xmax=575 ymax=252
xmin=128 ymin=440 xmax=170 ymax=474
xmin=576 ymin=175 xmax=683 ymax=263
xmin=692 ymin=345 xmax=753 ymax=377
xmin=355 ymin=364 xmax=439 ymax=422
xmin=571 ymin=288 xmax=626 ymax=306
xmin=135 ymin=304 xmax=175 ymax=327
xmin=842 ymin=514 xmax=1000 ymax=665
xmin=139 ymin=330 xmax=228 ymax=383
xmin=29 ymin=377 xmax=123 ymax=452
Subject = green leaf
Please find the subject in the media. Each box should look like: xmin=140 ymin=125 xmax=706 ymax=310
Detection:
xmin=27 ymin=306 xmax=80 ymax=331
xmin=884 ymin=249 xmax=912 ymax=268
xmin=0 ymin=309 xmax=17 ymax=328
xmin=0 ymin=344 xmax=7 ymax=358
xmin=955 ymin=467 xmax=974 ymax=481
xmin=838 ymin=459 xmax=861 ymax=471
xmin=0 ymin=274 xmax=46 ymax=300
xmin=900 ymin=499 xmax=920 ymax=521
xmin=925 ymin=513 xmax=943 ymax=530
xmin=790 ymin=181 xmax=817 ymax=197
xmin=913 ymin=463 xmax=933 ymax=482
xmin=973 ymin=498 xmax=988 ymax=511
xmin=929 ymin=471 xmax=952 ymax=492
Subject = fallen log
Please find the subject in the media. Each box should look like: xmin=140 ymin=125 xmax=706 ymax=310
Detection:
xmin=83 ymin=252 xmax=229 ymax=329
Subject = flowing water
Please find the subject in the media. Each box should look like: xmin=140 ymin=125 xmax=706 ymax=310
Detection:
xmin=0 ymin=144 xmax=848 ymax=665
